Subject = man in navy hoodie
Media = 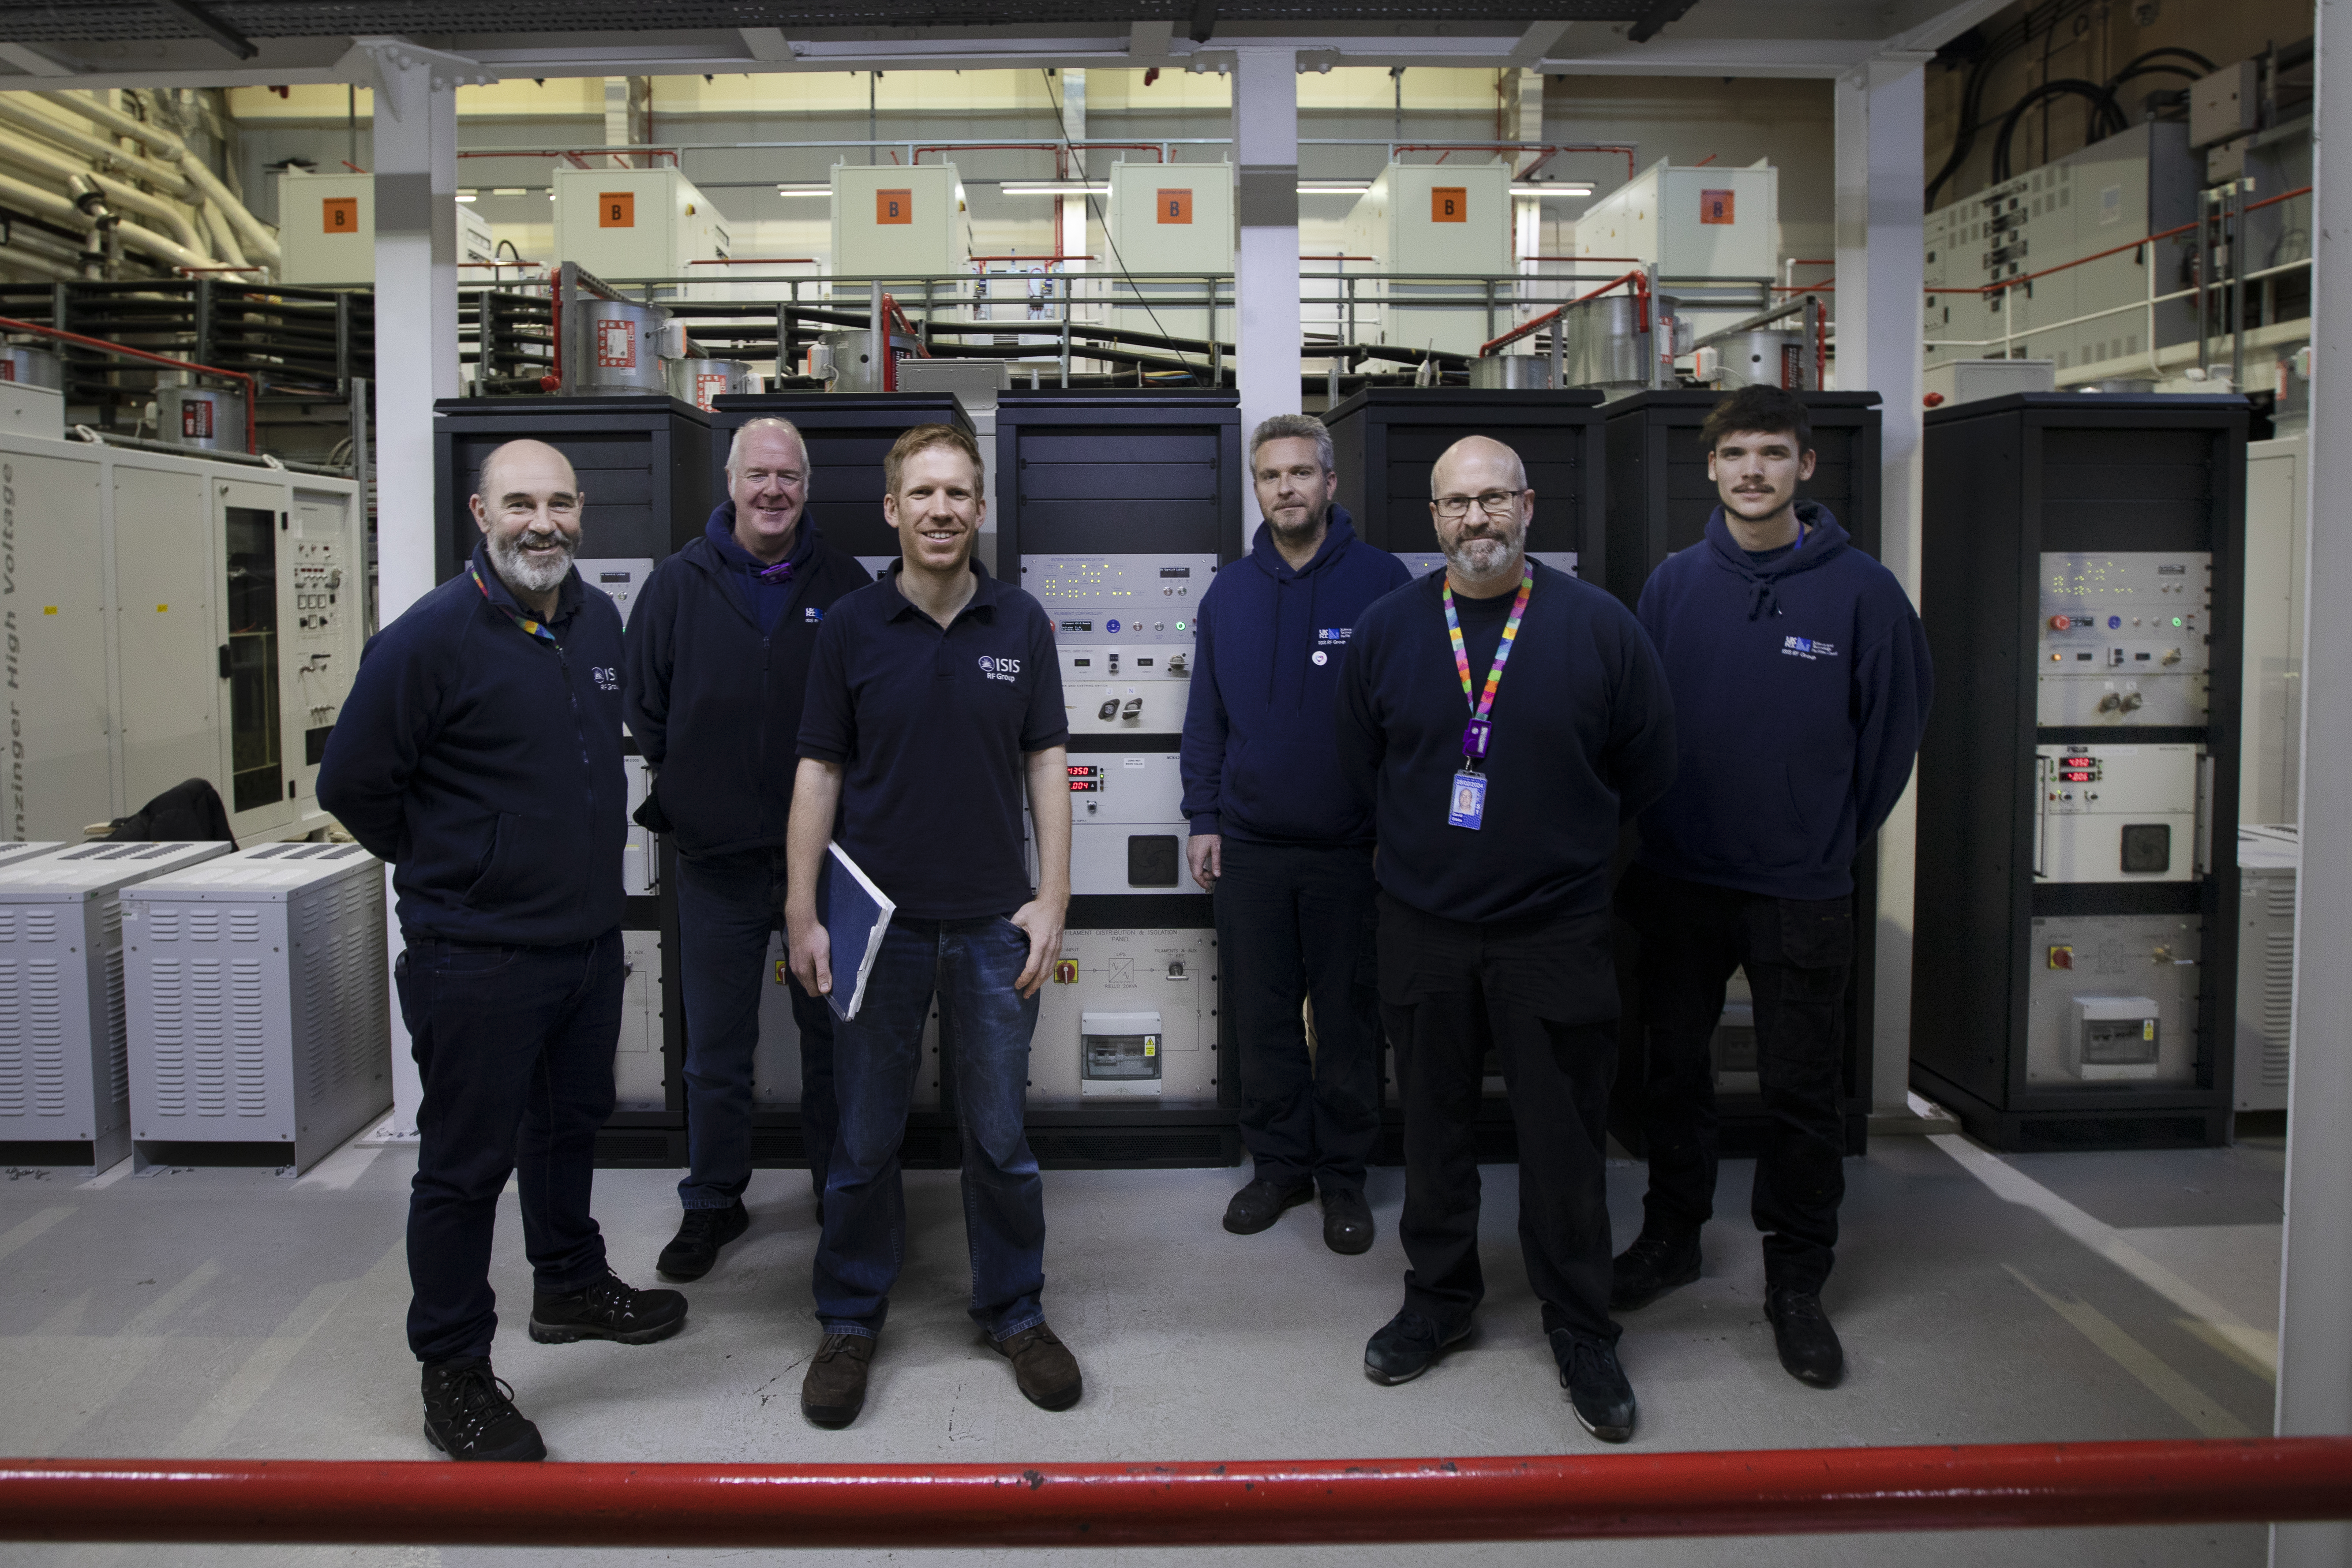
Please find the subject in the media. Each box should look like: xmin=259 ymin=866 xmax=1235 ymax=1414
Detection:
xmin=625 ymin=416 xmax=876 ymax=1283
xmin=1180 ymin=414 xmax=1409 ymax=1254
xmin=320 ymin=438 xmax=687 ymax=1464
xmin=1611 ymin=385 xmax=1932 ymax=1390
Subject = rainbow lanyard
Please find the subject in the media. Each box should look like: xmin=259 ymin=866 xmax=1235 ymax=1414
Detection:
xmin=1442 ymin=564 xmax=1533 ymax=769
xmin=471 ymin=563 xmax=560 ymax=648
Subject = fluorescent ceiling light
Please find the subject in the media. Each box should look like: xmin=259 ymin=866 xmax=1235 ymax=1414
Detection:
xmin=491 ymin=187 xmax=528 ymax=197
xmin=1513 ymin=183 xmax=1595 ymax=197
xmin=1000 ymin=182 xmax=1109 ymax=195
xmin=777 ymin=184 xmax=830 ymax=197
xmin=1299 ymin=181 xmax=1369 ymax=195
xmin=456 ymin=192 xmax=478 ymax=202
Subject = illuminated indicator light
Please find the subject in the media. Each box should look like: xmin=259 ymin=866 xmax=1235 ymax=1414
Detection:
xmin=1176 ymin=621 xmax=1186 ymax=630
xmin=2172 ymin=617 xmax=2183 ymax=627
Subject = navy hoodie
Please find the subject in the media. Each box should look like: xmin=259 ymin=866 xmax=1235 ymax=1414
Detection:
xmin=1179 ymin=507 xmax=1410 ymax=845
xmin=1634 ymin=501 xmax=1933 ymax=901
xmin=318 ymin=542 xmax=626 ymax=946
xmin=623 ymin=504 xmax=875 ymax=859
xmin=1336 ymin=560 xmax=1678 ymax=923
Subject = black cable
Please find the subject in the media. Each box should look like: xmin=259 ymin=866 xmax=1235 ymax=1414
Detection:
xmin=1037 ymin=67 xmax=1203 ymax=386
xmin=1925 ymin=0 xmax=2105 ymax=209
xmin=2112 ymin=45 xmax=2219 ymax=77
xmin=1990 ymin=79 xmax=2126 ymax=183
xmin=2106 ymin=62 xmax=2203 ymax=90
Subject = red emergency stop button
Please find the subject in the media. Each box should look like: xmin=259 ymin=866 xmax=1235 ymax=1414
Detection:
xmin=2049 ymin=614 xmax=2072 ymax=631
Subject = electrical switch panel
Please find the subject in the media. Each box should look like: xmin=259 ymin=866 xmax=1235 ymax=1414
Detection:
xmin=1030 ymin=929 xmax=1217 ymax=1105
xmin=1026 ymin=554 xmax=1213 ymax=734
xmin=2026 ymin=913 xmax=2201 ymax=1086
xmin=2037 ymin=551 xmax=2212 ymax=725
xmin=2032 ymin=742 xmax=2202 ymax=883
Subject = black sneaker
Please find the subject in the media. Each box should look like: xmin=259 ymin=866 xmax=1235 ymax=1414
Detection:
xmin=1362 ymin=1309 xmax=1470 ymax=1385
xmin=1223 ymin=1177 xmax=1313 ymax=1235
xmin=1610 ymin=1230 xmax=1701 ymax=1311
xmin=656 ymin=1201 xmax=749 ymax=1282
xmin=1551 ymin=1331 xmax=1637 ymax=1444
xmin=420 ymin=1357 xmax=545 ymax=1462
xmin=1321 ymin=1188 xmax=1375 ymax=1255
xmin=1766 ymin=1287 xmax=1845 ymax=1388
xmin=529 ymin=1271 xmax=689 ymax=1346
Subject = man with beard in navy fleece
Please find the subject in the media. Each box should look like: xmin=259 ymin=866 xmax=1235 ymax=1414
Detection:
xmin=1180 ymin=414 xmax=1409 ymax=1255
xmin=320 ymin=439 xmax=686 ymax=1465
xmin=625 ymin=416 xmax=875 ymax=1284
xmin=1610 ymin=385 xmax=1932 ymax=1391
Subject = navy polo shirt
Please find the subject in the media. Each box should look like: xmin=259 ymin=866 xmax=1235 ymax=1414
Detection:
xmin=798 ymin=559 xmax=1067 ymax=921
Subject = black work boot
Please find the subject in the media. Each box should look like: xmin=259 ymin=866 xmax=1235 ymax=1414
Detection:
xmin=528 ymin=1271 xmax=689 ymax=1345
xmin=1222 ymin=1177 xmax=1313 ymax=1235
xmin=1362 ymin=1309 xmax=1470 ymax=1386
xmin=1321 ymin=1188 xmax=1375 ymax=1255
xmin=1550 ymin=1331 xmax=1637 ymax=1444
xmin=801 ymin=1332 xmax=876 ymax=1428
xmin=1766 ymin=1287 xmax=1845 ymax=1388
xmin=1610 ymin=1230 xmax=1702 ymax=1311
xmin=420 ymin=1356 xmax=546 ymax=1462
xmin=656 ymin=1200 xmax=749 ymax=1282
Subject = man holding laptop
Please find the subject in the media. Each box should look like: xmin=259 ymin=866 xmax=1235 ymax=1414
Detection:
xmin=785 ymin=423 xmax=1078 ymax=1430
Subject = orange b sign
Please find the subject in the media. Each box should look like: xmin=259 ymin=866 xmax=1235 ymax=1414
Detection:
xmin=1431 ymin=187 xmax=1467 ymax=223
xmin=1700 ymin=189 xmax=1735 ymax=225
xmin=322 ymin=197 xmax=358 ymax=234
xmin=876 ymin=188 xmax=913 ymax=225
xmin=1158 ymin=188 xmax=1193 ymax=224
xmin=599 ymin=192 xmax=636 ymax=228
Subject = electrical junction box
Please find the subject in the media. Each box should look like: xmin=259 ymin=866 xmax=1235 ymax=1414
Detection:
xmin=830 ymin=162 xmax=967 ymax=280
xmin=1922 ymin=358 xmax=2056 ymax=409
xmin=1028 ymin=554 xmax=1213 ymax=735
xmin=1107 ymin=161 xmax=1234 ymax=343
xmin=275 ymin=171 xmax=494 ymax=287
xmin=2235 ymin=825 xmax=2296 ymax=1111
xmin=1572 ymin=158 xmax=1778 ymax=282
xmin=1080 ymin=1010 xmax=1162 ymax=1097
xmin=2191 ymin=62 xmax=2260 ymax=149
xmin=1032 ymin=929 xmax=1215 ymax=1104
xmin=2064 ymin=995 xmax=2164 ymax=1081
xmin=553 ymin=165 xmax=732 ymax=293
xmin=0 ymin=840 xmax=232 ymax=1167
xmin=1344 ymin=161 xmax=1513 ymax=357
xmin=0 ymin=430 xmax=365 ymax=844
xmin=2038 ymin=551 xmax=2213 ymax=725
xmin=2033 ymin=743 xmax=2202 ymax=883
xmin=122 ymin=842 xmax=387 ymax=1172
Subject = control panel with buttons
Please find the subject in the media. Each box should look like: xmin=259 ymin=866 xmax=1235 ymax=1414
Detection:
xmin=1026 ymin=553 xmax=1217 ymax=733
xmin=2032 ymin=741 xmax=2203 ymax=883
xmin=2037 ymin=551 xmax=2212 ymax=725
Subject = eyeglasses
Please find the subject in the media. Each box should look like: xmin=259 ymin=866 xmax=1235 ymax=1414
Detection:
xmin=1431 ymin=489 xmax=1528 ymax=520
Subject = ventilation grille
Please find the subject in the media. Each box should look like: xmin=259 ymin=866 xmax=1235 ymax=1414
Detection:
xmin=296 ymin=872 xmax=387 ymax=1107
xmin=143 ymin=953 xmax=271 ymax=1121
xmin=0 ymin=954 xmax=64 ymax=1120
xmin=2261 ymin=930 xmax=2295 ymax=1087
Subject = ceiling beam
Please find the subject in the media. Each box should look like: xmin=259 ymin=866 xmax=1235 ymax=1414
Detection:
xmin=150 ymin=0 xmax=258 ymax=60
xmin=736 ymin=27 xmax=796 ymax=62
xmin=0 ymin=41 xmax=85 ymax=76
xmin=1510 ymin=20 xmax=1574 ymax=66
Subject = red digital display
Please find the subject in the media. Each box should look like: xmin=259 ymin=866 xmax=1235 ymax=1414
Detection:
xmin=1067 ymin=765 xmax=1102 ymax=778
xmin=2061 ymin=755 xmax=2095 ymax=766
xmin=2059 ymin=770 xmax=2095 ymax=783
xmin=1069 ymin=780 xmax=1102 ymax=793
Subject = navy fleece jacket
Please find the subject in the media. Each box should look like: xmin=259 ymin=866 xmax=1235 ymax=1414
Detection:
xmin=1336 ymin=560 xmax=1678 ymax=923
xmin=1179 ymin=508 xmax=1411 ymax=845
xmin=623 ymin=505 xmax=876 ymax=859
xmin=1634 ymin=501 xmax=1933 ymax=901
xmin=318 ymin=543 xmax=626 ymax=946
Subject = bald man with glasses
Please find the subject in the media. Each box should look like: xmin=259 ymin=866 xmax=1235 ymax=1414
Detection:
xmin=1335 ymin=436 xmax=1677 ymax=1444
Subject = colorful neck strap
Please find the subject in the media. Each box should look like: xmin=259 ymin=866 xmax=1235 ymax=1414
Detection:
xmin=471 ymin=562 xmax=559 ymax=647
xmin=1442 ymin=564 xmax=1534 ymax=723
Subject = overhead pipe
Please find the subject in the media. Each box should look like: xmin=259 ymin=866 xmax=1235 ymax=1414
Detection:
xmin=0 ymin=169 xmax=215 ymax=273
xmin=0 ymin=128 xmax=212 ymax=258
xmin=0 ymin=97 xmax=193 ymax=199
xmin=35 ymin=91 xmax=281 ymax=269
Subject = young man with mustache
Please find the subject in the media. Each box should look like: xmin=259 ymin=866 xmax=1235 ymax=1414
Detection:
xmin=1610 ymin=385 xmax=1932 ymax=1389
xmin=321 ymin=438 xmax=687 ymax=1463
xmin=625 ymin=416 xmax=876 ymax=1283
xmin=1334 ymin=435 xmax=1677 ymax=1444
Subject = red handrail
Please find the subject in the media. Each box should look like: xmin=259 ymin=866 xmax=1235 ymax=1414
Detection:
xmin=1392 ymin=143 xmax=1639 ymax=183
xmin=0 ymin=314 xmax=256 ymax=454
xmin=1480 ymin=269 xmax=1649 ymax=356
xmin=912 ymin=142 xmax=1165 ymax=164
xmin=2 ymin=1440 xmax=2349 ymax=1546
xmin=1930 ymin=183 xmax=2313 ymax=297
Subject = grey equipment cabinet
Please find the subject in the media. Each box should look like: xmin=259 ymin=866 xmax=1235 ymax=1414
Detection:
xmin=1912 ymin=393 xmax=2247 ymax=1149
xmin=0 ymin=840 xmax=233 ymax=1167
xmin=124 ymin=841 xmax=389 ymax=1172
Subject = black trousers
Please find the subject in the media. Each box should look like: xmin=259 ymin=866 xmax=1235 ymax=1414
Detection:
xmin=1618 ymin=862 xmax=1851 ymax=1295
xmin=1216 ymin=839 xmax=1383 ymax=1194
xmin=397 ymin=929 xmax=622 ymax=1365
xmin=1378 ymin=891 xmax=1621 ymax=1345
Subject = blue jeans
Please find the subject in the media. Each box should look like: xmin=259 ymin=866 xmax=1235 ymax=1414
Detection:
xmin=396 ymin=930 xmax=621 ymax=1364
xmin=813 ymin=914 xmax=1045 ymax=1342
xmin=674 ymin=849 xmax=837 ymax=1210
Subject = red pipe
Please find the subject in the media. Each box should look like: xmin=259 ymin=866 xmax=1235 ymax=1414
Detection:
xmin=1392 ymin=143 xmax=1638 ymax=183
xmin=912 ymin=142 xmax=1165 ymax=164
xmin=0 ymin=314 xmax=256 ymax=454
xmin=4 ymin=1440 xmax=2351 ymax=1547
xmin=1481 ymin=269 xmax=1649 ymax=355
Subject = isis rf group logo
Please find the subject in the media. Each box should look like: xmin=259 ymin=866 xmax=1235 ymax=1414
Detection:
xmin=979 ymin=654 xmax=1021 ymax=683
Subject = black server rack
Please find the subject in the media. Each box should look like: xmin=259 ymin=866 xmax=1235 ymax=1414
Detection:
xmin=998 ymin=389 xmax=1245 ymax=1168
xmin=1600 ymin=389 xmax=1884 ymax=1159
xmin=703 ymin=392 xmax=980 ymax=1172
xmin=431 ymin=394 xmax=716 ymax=1168
xmin=1322 ymin=387 xmax=1610 ymax=1165
xmin=1913 ymin=393 xmax=2247 ymax=1149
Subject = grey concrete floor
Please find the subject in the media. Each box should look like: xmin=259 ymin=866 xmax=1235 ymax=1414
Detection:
xmin=0 ymin=1130 xmax=2286 ymax=1567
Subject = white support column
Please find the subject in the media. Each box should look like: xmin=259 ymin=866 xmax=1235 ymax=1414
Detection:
xmin=1059 ymin=68 xmax=1087 ymax=274
xmin=1234 ymin=46 xmax=1300 ymax=535
xmin=1833 ymin=56 xmax=1929 ymax=1120
xmin=2274 ymin=3 xmax=2352 ymax=1563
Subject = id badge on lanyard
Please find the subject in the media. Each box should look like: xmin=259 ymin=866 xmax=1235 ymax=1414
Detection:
xmin=1441 ymin=566 xmax=1532 ymax=832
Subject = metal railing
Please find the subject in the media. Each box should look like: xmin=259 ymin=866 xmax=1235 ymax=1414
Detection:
xmin=4 ymin=1438 xmax=2352 ymax=1547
